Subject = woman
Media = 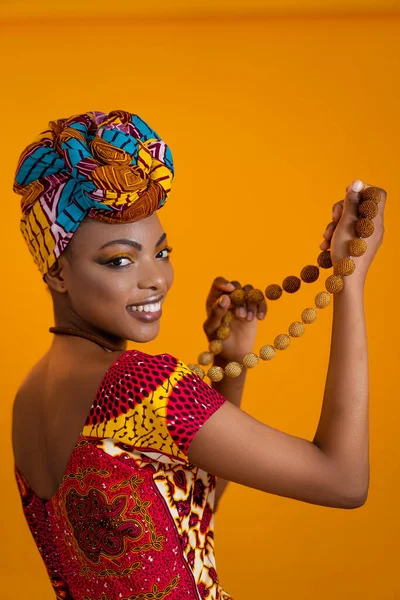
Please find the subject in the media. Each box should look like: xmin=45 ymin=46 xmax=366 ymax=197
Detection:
xmin=12 ymin=109 xmax=386 ymax=600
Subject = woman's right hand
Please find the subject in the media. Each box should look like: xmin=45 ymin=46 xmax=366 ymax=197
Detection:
xmin=319 ymin=179 xmax=387 ymax=283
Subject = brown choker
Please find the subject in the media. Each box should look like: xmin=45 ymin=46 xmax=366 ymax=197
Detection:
xmin=49 ymin=327 xmax=125 ymax=353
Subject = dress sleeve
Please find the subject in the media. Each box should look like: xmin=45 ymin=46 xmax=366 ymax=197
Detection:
xmin=82 ymin=350 xmax=227 ymax=465
xmin=160 ymin=353 xmax=227 ymax=457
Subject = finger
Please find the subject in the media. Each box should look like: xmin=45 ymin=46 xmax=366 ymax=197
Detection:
xmin=243 ymin=284 xmax=267 ymax=321
xmin=332 ymin=200 xmax=344 ymax=223
xmin=375 ymin=187 xmax=387 ymax=229
xmin=319 ymin=239 xmax=330 ymax=250
xmin=229 ymin=280 xmax=248 ymax=319
xmin=211 ymin=276 xmax=236 ymax=294
xmin=257 ymin=295 xmax=267 ymax=320
xmin=322 ymin=221 xmax=336 ymax=240
xmin=203 ymin=294 xmax=232 ymax=338
xmin=205 ymin=276 xmax=236 ymax=311
xmin=242 ymin=284 xmax=255 ymax=322
xmin=320 ymin=218 xmax=338 ymax=249
xmin=332 ymin=181 xmax=366 ymax=245
xmin=343 ymin=181 xmax=365 ymax=223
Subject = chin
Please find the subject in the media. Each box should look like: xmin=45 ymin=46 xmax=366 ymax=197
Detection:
xmin=126 ymin=322 xmax=161 ymax=344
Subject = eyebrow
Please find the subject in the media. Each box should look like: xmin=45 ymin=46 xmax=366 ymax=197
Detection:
xmin=99 ymin=232 xmax=167 ymax=252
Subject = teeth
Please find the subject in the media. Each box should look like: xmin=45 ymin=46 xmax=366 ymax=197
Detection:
xmin=129 ymin=301 xmax=161 ymax=313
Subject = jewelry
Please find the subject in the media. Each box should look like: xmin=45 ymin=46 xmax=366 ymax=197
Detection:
xmin=189 ymin=186 xmax=381 ymax=382
xmin=49 ymin=327 xmax=125 ymax=352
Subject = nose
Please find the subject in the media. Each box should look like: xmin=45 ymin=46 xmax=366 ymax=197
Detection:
xmin=137 ymin=257 xmax=167 ymax=292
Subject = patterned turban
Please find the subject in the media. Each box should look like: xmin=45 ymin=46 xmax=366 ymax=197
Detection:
xmin=13 ymin=110 xmax=174 ymax=275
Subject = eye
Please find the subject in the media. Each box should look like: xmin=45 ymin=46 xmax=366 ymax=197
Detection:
xmin=156 ymin=246 xmax=173 ymax=259
xmin=106 ymin=256 xmax=133 ymax=268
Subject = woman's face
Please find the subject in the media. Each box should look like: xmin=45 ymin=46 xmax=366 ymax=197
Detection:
xmin=53 ymin=212 xmax=174 ymax=344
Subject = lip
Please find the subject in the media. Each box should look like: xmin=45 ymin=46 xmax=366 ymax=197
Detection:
xmin=128 ymin=294 xmax=164 ymax=307
xmin=126 ymin=296 xmax=164 ymax=323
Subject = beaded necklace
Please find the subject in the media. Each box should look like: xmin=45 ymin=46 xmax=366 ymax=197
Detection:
xmin=188 ymin=186 xmax=380 ymax=383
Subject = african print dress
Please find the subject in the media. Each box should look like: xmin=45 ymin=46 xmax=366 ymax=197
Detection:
xmin=14 ymin=350 xmax=233 ymax=600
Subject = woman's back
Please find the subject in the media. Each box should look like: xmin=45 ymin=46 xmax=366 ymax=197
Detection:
xmin=12 ymin=343 xmax=125 ymax=502
xmin=12 ymin=345 xmax=232 ymax=600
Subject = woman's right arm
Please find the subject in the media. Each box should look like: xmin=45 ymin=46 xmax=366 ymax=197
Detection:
xmin=187 ymin=180 xmax=386 ymax=509
xmin=188 ymin=277 xmax=368 ymax=509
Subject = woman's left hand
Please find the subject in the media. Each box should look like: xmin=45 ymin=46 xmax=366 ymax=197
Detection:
xmin=203 ymin=277 xmax=267 ymax=364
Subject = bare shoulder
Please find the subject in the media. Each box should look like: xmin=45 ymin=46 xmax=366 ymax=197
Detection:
xmin=187 ymin=399 xmax=364 ymax=509
xmin=12 ymin=347 xmax=127 ymax=501
xmin=13 ymin=347 xmax=126 ymax=423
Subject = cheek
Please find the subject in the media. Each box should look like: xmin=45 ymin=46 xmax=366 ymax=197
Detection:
xmin=69 ymin=265 xmax=131 ymax=308
xmin=166 ymin=262 xmax=174 ymax=290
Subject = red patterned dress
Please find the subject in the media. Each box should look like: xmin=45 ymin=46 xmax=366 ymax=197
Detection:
xmin=14 ymin=350 xmax=233 ymax=600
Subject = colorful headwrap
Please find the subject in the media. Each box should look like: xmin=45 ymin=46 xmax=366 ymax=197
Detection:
xmin=13 ymin=110 xmax=174 ymax=275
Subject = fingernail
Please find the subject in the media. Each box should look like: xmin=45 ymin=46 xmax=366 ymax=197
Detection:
xmin=238 ymin=307 xmax=246 ymax=318
xmin=219 ymin=295 xmax=230 ymax=308
xmin=225 ymin=282 xmax=235 ymax=291
xmin=246 ymin=311 xmax=253 ymax=321
xmin=258 ymin=312 xmax=265 ymax=320
xmin=351 ymin=180 xmax=364 ymax=192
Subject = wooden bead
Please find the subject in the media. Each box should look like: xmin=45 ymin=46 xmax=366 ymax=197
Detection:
xmin=217 ymin=324 xmax=231 ymax=340
xmin=188 ymin=363 xmax=198 ymax=370
xmin=300 ymin=265 xmax=320 ymax=283
xmin=356 ymin=218 xmax=374 ymax=238
xmin=274 ymin=334 xmax=291 ymax=350
xmin=301 ymin=308 xmax=318 ymax=324
xmin=315 ymin=291 xmax=331 ymax=308
xmin=334 ymin=257 xmax=356 ymax=276
xmin=265 ymin=284 xmax=283 ymax=300
xmin=198 ymin=351 xmax=213 ymax=366
xmin=317 ymin=250 xmax=333 ymax=269
xmin=259 ymin=345 xmax=276 ymax=360
xmin=224 ymin=362 xmax=243 ymax=378
xmin=243 ymin=353 xmax=259 ymax=368
xmin=209 ymin=339 xmax=223 ymax=354
xmin=361 ymin=186 xmax=381 ymax=204
xmin=230 ymin=289 xmax=246 ymax=306
xmin=359 ymin=200 xmax=378 ymax=219
xmin=191 ymin=365 xmax=205 ymax=379
xmin=207 ymin=366 xmax=224 ymax=382
xmin=288 ymin=321 xmax=305 ymax=337
xmin=282 ymin=276 xmax=301 ymax=294
xmin=246 ymin=288 xmax=265 ymax=304
xmin=325 ymin=274 xmax=344 ymax=293
xmin=349 ymin=238 xmax=367 ymax=257
xmin=222 ymin=310 xmax=234 ymax=324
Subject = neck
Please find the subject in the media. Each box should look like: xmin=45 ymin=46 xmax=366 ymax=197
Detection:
xmin=50 ymin=324 xmax=128 ymax=353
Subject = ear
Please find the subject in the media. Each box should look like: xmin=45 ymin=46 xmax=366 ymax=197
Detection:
xmin=43 ymin=259 xmax=68 ymax=294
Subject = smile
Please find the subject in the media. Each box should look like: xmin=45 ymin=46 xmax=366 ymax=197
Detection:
xmin=127 ymin=301 xmax=162 ymax=313
xmin=126 ymin=299 xmax=163 ymax=323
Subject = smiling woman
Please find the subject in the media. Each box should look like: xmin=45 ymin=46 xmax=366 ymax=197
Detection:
xmin=12 ymin=110 xmax=234 ymax=600
xmin=11 ymin=109 xmax=385 ymax=600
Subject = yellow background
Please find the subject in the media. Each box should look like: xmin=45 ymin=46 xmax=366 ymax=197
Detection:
xmin=1 ymin=4 xmax=399 ymax=599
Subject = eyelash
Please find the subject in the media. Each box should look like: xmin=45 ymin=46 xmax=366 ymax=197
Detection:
xmin=106 ymin=246 xmax=173 ymax=268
